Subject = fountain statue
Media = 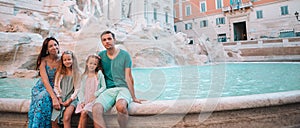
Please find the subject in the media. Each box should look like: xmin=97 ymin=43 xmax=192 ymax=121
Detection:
xmin=82 ymin=0 xmax=103 ymax=17
xmin=121 ymin=0 xmax=132 ymax=19
xmin=0 ymin=0 xmax=211 ymax=78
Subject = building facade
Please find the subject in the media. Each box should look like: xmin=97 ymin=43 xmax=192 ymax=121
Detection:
xmin=143 ymin=0 xmax=174 ymax=29
xmin=174 ymin=0 xmax=300 ymax=44
xmin=0 ymin=0 xmax=174 ymax=32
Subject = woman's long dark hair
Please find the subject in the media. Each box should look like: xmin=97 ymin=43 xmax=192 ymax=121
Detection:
xmin=36 ymin=37 xmax=60 ymax=70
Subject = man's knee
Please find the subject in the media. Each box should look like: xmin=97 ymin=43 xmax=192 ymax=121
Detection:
xmin=116 ymin=99 xmax=128 ymax=114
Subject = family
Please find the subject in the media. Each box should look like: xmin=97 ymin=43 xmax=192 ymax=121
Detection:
xmin=27 ymin=31 xmax=143 ymax=128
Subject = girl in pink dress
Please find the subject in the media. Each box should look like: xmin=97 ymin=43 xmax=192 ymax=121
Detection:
xmin=75 ymin=54 xmax=106 ymax=128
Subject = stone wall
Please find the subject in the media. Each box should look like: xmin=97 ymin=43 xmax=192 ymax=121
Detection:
xmin=1 ymin=103 xmax=300 ymax=128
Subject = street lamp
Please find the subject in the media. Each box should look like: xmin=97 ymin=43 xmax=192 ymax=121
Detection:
xmin=295 ymin=11 xmax=300 ymax=21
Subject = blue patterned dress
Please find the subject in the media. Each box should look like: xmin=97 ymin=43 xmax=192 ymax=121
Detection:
xmin=28 ymin=65 xmax=56 ymax=128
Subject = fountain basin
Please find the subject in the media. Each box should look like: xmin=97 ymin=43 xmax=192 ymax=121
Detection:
xmin=1 ymin=62 xmax=300 ymax=127
xmin=0 ymin=90 xmax=300 ymax=127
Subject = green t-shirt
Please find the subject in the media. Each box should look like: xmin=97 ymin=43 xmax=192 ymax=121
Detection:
xmin=98 ymin=49 xmax=132 ymax=89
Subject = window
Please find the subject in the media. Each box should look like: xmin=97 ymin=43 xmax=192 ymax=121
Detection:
xmin=165 ymin=12 xmax=168 ymax=23
xmin=281 ymin=6 xmax=289 ymax=15
xmin=200 ymin=20 xmax=208 ymax=28
xmin=185 ymin=5 xmax=191 ymax=16
xmin=144 ymin=1 xmax=148 ymax=19
xmin=185 ymin=23 xmax=192 ymax=30
xmin=216 ymin=17 xmax=225 ymax=25
xmin=188 ymin=39 xmax=194 ymax=44
xmin=230 ymin=0 xmax=241 ymax=5
xmin=215 ymin=0 xmax=223 ymax=9
xmin=256 ymin=10 xmax=263 ymax=19
xmin=200 ymin=1 xmax=206 ymax=12
xmin=296 ymin=32 xmax=300 ymax=37
xmin=154 ymin=8 xmax=157 ymax=20
xmin=217 ymin=34 xmax=227 ymax=42
xmin=279 ymin=30 xmax=295 ymax=38
xmin=13 ymin=8 xmax=19 ymax=16
xmin=174 ymin=25 xmax=177 ymax=32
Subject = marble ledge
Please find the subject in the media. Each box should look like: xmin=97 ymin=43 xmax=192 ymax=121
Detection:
xmin=0 ymin=90 xmax=300 ymax=115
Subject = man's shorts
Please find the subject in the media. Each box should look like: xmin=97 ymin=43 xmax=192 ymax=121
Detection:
xmin=95 ymin=87 xmax=132 ymax=112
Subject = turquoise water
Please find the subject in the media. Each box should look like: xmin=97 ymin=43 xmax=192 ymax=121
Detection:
xmin=1 ymin=63 xmax=300 ymax=100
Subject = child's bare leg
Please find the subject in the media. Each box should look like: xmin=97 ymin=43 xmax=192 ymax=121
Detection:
xmin=52 ymin=120 xmax=59 ymax=128
xmin=78 ymin=110 xmax=88 ymax=128
xmin=63 ymin=105 xmax=75 ymax=128
xmin=92 ymin=103 xmax=106 ymax=128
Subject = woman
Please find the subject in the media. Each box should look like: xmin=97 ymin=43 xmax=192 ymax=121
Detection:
xmin=28 ymin=37 xmax=62 ymax=128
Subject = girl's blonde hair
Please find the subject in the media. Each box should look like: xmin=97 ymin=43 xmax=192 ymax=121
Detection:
xmin=82 ymin=54 xmax=102 ymax=76
xmin=55 ymin=50 xmax=81 ymax=89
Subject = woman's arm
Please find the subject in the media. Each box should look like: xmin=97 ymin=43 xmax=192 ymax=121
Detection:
xmin=40 ymin=59 xmax=60 ymax=110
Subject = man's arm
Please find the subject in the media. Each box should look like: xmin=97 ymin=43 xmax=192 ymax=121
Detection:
xmin=125 ymin=68 xmax=142 ymax=103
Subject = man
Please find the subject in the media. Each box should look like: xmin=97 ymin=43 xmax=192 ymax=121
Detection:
xmin=93 ymin=30 xmax=142 ymax=128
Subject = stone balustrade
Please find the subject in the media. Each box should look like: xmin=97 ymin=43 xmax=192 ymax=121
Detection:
xmin=223 ymin=37 xmax=300 ymax=49
xmin=223 ymin=37 xmax=300 ymax=61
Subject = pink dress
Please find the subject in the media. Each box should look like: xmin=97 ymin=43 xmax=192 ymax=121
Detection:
xmin=75 ymin=76 xmax=98 ymax=113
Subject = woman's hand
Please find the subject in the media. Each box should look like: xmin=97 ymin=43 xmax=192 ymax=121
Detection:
xmin=52 ymin=97 xmax=61 ymax=110
xmin=58 ymin=97 xmax=63 ymax=104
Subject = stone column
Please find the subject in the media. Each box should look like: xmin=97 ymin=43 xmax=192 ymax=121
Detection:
xmin=102 ymin=0 xmax=109 ymax=19
xmin=131 ymin=0 xmax=144 ymax=22
xmin=144 ymin=0 xmax=149 ymax=25
xmin=178 ymin=0 xmax=183 ymax=20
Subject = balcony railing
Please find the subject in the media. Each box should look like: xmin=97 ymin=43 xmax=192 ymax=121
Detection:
xmin=222 ymin=1 xmax=253 ymax=12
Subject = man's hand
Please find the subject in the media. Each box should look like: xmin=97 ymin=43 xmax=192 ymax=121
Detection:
xmin=132 ymin=98 xmax=146 ymax=104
